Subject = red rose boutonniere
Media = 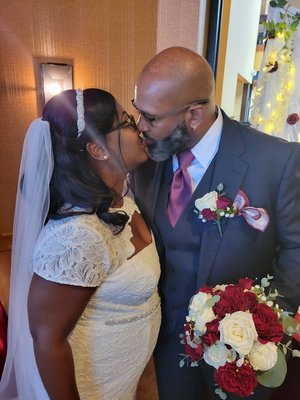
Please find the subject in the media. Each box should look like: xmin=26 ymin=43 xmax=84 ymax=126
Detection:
xmin=194 ymin=183 xmax=236 ymax=236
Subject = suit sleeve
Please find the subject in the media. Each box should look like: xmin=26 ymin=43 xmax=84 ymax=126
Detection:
xmin=272 ymin=145 xmax=300 ymax=312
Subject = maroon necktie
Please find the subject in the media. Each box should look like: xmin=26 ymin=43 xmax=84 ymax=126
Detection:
xmin=167 ymin=150 xmax=194 ymax=227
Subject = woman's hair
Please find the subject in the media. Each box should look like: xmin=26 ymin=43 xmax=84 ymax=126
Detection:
xmin=42 ymin=89 xmax=128 ymax=230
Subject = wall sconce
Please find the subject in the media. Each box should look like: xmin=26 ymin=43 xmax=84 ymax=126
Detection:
xmin=40 ymin=62 xmax=73 ymax=106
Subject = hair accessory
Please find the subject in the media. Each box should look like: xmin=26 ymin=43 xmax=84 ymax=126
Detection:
xmin=76 ymin=89 xmax=85 ymax=137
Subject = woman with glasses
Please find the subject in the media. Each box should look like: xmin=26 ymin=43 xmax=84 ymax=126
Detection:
xmin=0 ymin=89 xmax=161 ymax=400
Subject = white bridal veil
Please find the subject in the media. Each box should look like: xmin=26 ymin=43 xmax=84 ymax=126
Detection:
xmin=0 ymin=119 xmax=53 ymax=399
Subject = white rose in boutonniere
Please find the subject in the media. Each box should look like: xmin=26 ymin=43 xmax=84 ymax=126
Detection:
xmin=195 ymin=191 xmax=218 ymax=212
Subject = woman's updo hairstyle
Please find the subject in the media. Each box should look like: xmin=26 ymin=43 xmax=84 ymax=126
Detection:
xmin=42 ymin=89 xmax=128 ymax=231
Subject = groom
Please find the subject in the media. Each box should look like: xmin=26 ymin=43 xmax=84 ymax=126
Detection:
xmin=131 ymin=47 xmax=300 ymax=399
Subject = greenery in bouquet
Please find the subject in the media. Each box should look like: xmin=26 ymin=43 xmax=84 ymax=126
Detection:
xmin=180 ymin=276 xmax=300 ymax=399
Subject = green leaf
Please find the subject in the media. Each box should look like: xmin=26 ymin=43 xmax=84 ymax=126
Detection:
xmin=257 ymin=348 xmax=287 ymax=388
xmin=290 ymin=21 xmax=299 ymax=31
xmin=261 ymin=277 xmax=270 ymax=287
xmin=282 ymin=315 xmax=298 ymax=333
xmin=270 ymin=0 xmax=278 ymax=7
xmin=292 ymin=349 xmax=300 ymax=357
xmin=215 ymin=387 xmax=227 ymax=400
xmin=187 ymin=336 xmax=198 ymax=349
xmin=206 ymin=295 xmax=220 ymax=307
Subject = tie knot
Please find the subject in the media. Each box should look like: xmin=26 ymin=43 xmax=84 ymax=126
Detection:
xmin=177 ymin=150 xmax=194 ymax=169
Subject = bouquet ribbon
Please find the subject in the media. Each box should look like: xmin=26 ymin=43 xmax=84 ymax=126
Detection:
xmin=233 ymin=190 xmax=269 ymax=232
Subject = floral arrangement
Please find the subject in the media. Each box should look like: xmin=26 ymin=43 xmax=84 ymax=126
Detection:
xmin=180 ymin=276 xmax=300 ymax=399
xmin=194 ymin=183 xmax=236 ymax=236
xmin=194 ymin=184 xmax=269 ymax=237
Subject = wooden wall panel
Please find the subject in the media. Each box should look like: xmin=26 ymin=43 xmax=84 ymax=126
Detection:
xmin=157 ymin=0 xmax=200 ymax=52
xmin=0 ymin=0 xmax=158 ymax=237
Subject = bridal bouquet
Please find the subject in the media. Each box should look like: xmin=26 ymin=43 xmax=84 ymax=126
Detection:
xmin=180 ymin=276 xmax=300 ymax=399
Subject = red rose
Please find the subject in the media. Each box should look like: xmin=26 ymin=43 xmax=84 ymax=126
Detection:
xmin=216 ymin=196 xmax=231 ymax=209
xmin=238 ymin=278 xmax=253 ymax=290
xmin=215 ymin=362 xmax=257 ymax=398
xmin=213 ymin=285 xmax=257 ymax=318
xmin=201 ymin=208 xmax=217 ymax=221
xmin=198 ymin=285 xmax=214 ymax=295
xmin=202 ymin=318 xmax=220 ymax=346
xmin=287 ymin=113 xmax=299 ymax=125
xmin=252 ymin=303 xmax=284 ymax=343
xmin=267 ymin=60 xmax=278 ymax=73
xmin=183 ymin=324 xmax=203 ymax=361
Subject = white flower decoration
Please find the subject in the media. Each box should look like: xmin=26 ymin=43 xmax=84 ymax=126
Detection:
xmin=249 ymin=341 xmax=278 ymax=371
xmin=188 ymin=292 xmax=216 ymax=335
xmin=218 ymin=311 xmax=258 ymax=355
xmin=203 ymin=342 xmax=229 ymax=369
xmin=195 ymin=191 xmax=218 ymax=212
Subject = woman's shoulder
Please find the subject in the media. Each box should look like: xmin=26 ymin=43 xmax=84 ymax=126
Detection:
xmin=32 ymin=214 xmax=112 ymax=287
xmin=34 ymin=214 xmax=111 ymax=261
xmin=44 ymin=213 xmax=108 ymax=239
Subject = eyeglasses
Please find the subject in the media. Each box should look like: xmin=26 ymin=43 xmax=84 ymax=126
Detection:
xmin=108 ymin=113 xmax=138 ymax=133
xmin=131 ymin=99 xmax=209 ymax=126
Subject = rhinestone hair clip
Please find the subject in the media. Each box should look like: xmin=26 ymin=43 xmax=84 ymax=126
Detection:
xmin=76 ymin=89 xmax=85 ymax=137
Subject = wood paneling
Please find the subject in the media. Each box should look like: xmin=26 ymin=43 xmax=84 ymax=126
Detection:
xmin=0 ymin=0 xmax=158 ymax=235
xmin=157 ymin=0 xmax=200 ymax=52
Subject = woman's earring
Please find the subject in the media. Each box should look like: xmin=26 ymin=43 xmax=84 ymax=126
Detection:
xmin=103 ymin=154 xmax=109 ymax=160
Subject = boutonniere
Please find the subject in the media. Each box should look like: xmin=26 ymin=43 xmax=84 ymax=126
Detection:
xmin=194 ymin=183 xmax=269 ymax=236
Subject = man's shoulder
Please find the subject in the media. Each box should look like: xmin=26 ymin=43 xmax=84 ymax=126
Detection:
xmin=132 ymin=159 xmax=157 ymax=179
xmin=222 ymin=111 xmax=300 ymax=153
xmin=130 ymin=159 xmax=158 ymax=195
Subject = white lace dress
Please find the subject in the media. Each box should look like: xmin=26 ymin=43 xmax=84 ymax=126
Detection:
xmin=32 ymin=196 xmax=161 ymax=400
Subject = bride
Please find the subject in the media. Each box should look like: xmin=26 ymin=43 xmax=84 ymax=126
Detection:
xmin=0 ymin=89 xmax=161 ymax=399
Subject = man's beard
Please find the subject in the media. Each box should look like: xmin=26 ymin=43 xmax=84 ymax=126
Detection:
xmin=145 ymin=122 xmax=191 ymax=162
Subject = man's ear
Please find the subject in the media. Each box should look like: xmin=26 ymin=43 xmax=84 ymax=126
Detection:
xmin=187 ymin=105 xmax=205 ymax=130
xmin=86 ymin=141 xmax=109 ymax=161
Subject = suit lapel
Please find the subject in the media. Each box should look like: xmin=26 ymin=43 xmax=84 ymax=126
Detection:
xmin=196 ymin=112 xmax=249 ymax=287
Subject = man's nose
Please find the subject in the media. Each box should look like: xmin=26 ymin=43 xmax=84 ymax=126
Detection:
xmin=136 ymin=114 xmax=148 ymax=132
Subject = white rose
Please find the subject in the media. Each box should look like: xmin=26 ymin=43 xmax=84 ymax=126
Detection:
xmin=213 ymin=284 xmax=227 ymax=292
xmin=249 ymin=341 xmax=278 ymax=371
xmin=194 ymin=307 xmax=216 ymax=335
xmin=195 ymin=191 xmax=218 ymax=212
xmin=203 ymin=342 xmax=229 ymax=369
xmin=189 ymin=292 xmax=209 ymax=313
xmin=219 ymin=311 xmax=258 ymax=355
xmin=189 ymin=292 xmax=216 ymax=335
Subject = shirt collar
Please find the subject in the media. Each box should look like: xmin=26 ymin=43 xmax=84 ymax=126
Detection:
xmin=190 ymin=106 xmax=223 ymax=168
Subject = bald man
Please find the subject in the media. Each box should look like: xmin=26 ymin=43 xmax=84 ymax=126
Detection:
xmin=131 ymin=47 xmax=300 ymax=400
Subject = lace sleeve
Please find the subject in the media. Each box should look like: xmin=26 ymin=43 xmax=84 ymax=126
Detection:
xmin=32 ymin=216 xmax=111 ymax=287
